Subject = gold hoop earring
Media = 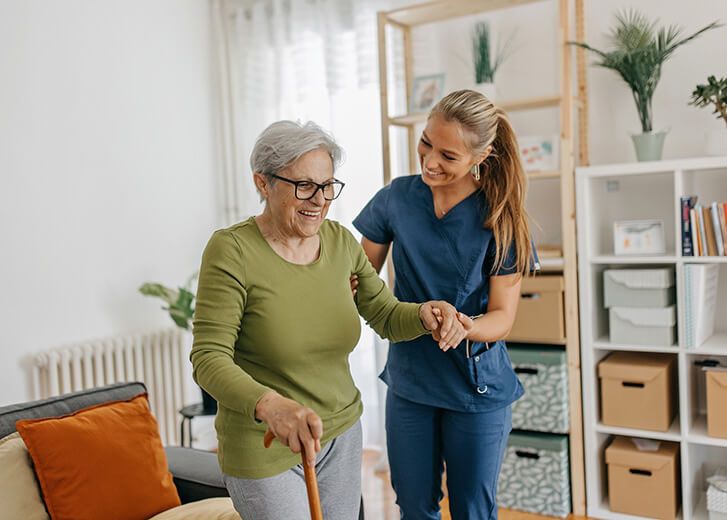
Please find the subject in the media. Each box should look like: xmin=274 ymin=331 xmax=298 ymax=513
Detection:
xmin=471 ymin=164 xmax=481 ymax=182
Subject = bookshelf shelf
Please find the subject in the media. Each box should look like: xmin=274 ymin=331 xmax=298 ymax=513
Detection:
xmin=592 ymin=255 xmax=678 ymax=264
xmin=592 ymin=338 xmax=679 ymax=353
xmin=685 ymin=332 xmax=727 ymax=355
xmin=595 ymin=419 xmax=682 ymax=442
xmin=383 ymin=0 xmax=549 ymax=27
xmin=388 ymin=95 xmax=563 ymax=126
xmin=688 ymin=416 xmax=727 ymax=448
xmin=577 ymin=157 xmax=727 ymax=520
xmin=681 ymin=257 xmax=727 ymax=264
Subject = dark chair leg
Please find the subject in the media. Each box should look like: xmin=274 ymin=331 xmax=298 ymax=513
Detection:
xmin=359 ymin=495 xmax=364 ymax=519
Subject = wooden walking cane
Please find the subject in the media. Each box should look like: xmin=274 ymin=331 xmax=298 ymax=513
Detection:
xmin=264 ymin=430 xmax=324 ymax=520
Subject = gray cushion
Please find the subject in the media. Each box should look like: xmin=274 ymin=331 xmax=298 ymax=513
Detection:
xmin=165 ymin=447 xmax=228 ymax=503
xmin=0 ymin=382 xmax=147 ymax=438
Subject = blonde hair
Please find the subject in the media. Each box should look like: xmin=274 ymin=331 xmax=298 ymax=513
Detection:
xmin=429 ymin=89 xmax=534 ymax=276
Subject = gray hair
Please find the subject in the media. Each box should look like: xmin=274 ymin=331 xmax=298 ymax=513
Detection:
xmin=250 ymin=120 xmax=344 ymax=178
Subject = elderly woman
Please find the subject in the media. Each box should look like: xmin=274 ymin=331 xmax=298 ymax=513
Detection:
xmin=191 ymin=120 xmax=467 ymax=520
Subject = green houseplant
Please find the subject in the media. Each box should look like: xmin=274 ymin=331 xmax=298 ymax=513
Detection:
xmin=138 ymin=274 xmax=196 ymax=330
xmin=471 ymin=21 xmax=514 ymax=101
xmin=690 ymin=75 xmax=727 ymax=127
xmin=690 ymin=75 xmax=727 ymax=155
xmin=571 ymin=10 xmax=720 ymax=161
xmin=139 ymin=273 xmax=217 ymax=413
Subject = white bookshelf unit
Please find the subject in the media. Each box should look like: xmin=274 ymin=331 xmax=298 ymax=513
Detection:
xmin=576 ymin=156 xmax=727 ymax=520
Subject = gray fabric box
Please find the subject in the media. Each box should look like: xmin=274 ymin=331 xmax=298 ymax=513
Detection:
xmin=609 ymin=305 xmax=676 ymax=346
xmin=509 ymin=345 xmax=569 ymax=433
xmin=604 ymin=268 xmax=675 ymax=308
xmin=498 ymin=432 xmax=571 ymax=517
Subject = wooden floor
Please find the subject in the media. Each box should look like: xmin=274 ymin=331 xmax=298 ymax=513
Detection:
xmin=362 ymin=449 xmax=585 ymax=520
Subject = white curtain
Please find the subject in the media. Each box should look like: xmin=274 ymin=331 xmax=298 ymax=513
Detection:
xmin=213 ymin=0 xmax=403 ymax=450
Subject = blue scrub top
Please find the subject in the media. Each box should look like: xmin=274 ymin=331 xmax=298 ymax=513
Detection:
xmin=353 ymin=175 xmax=534 ymax=412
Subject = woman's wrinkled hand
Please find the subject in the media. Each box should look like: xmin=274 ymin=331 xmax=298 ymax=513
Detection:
xmin=419 ymin=301 xmax=467 ymax=351
xmin=255 ymin=391 xmax=322 ymax=465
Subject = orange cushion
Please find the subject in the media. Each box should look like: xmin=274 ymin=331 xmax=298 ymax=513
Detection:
xmin=16 ymin=393 xmax=180 ymax=520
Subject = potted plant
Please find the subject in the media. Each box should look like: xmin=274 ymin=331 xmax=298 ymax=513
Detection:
xmin=690 ymin=75 xmax=727 ymax=155
xmin=471 ymin=22 xmax=514 ymax=101
xmin=139 ymin=273 xmax=217 ymax=413
xmin=571 ymin=10 xmax=720 ymax=161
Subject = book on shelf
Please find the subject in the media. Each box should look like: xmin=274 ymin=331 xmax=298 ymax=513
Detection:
xmin=684 ymin=263 xmax=720 ymax=348
xmin=681 ymin=197 xmax=727 ymax=256
xmin=704 ymin=205 xmax=719 ymax=256
xmin=720 ymin=202 xmax=727 ymax=252
xmin=681 ymin=196 xmax=696 ymax=256
xmin=691 ymin=207 xmax=702 ymax=256
xmin=713 ymin=202 xmax=725 ymax=256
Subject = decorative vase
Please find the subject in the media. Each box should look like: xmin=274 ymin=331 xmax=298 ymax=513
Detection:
xmin=705 ymin=130 xmax=727 ymax=156
xmin=474 ymin=82 xmax=497 ymax=102
xmin=631 ymin=130 xmax=668 ymax=162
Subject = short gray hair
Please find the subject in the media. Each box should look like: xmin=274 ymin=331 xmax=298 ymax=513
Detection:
xmin=250 ymin=120 xmax=344 ymax=178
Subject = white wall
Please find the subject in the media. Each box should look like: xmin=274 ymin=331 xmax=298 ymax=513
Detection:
xmin=0 ymin=0 xmax=220 ymax=406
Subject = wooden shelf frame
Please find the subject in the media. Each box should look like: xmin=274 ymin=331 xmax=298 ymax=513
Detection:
xmin=377 ymin=0 xmax=589 ymax=515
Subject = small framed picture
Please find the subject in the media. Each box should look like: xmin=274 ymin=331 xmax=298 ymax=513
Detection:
xmin=613 ymin=219 xmax=666 ymax=255
xmin=518 ymin=135 xmax=559 ymax=172
xmin=410 ymin=74 xmax=445 ymax=113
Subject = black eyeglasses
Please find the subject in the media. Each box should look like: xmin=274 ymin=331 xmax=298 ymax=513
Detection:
xmin=270 ymin=173 xmax=345 ymax=201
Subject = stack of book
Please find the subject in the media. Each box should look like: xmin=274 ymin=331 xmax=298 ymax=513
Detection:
xmin=681 ymin=196 xmax=727 ymax=256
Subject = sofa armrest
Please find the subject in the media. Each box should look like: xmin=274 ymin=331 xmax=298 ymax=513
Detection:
xmin=165 ymin=447 xmax=229 ymax=504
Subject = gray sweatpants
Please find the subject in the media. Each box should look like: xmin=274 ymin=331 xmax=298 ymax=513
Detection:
xmin=223 ymin=421 xmax=362 ymax=520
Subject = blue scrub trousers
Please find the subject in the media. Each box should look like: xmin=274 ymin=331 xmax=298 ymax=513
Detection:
xmin=386 ymin=392 xmax=512 ymax=520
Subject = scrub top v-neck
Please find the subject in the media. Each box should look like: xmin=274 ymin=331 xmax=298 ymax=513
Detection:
xmin=353 ymin=175 xmax=526 ymax=412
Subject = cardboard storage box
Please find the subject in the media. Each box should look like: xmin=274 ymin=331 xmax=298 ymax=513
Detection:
xmin=509 ymin=345 xmax=569 ymax=433
xmin=508 ymin=275 xmax=565 ymax=343
xmin=498 ymin=432 xmax=571 ymax=517
xmin=606 ymin=436 xmax=680 ymax=520
xmin=609 ymin=306 xmax=676 ymax=346
xmin=598 ymin=352 xmax=677 ymax=431
xmin=707 ymin=370 xmax=727 ymax=438
xmin=604 ymin=268 xmax=675 ymax=308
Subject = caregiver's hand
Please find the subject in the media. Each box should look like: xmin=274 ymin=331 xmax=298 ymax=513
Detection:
xmin=420 ymin=301 xmax=466 ymax=351
xmin=256 ymin=391 xmax=322 ymax=465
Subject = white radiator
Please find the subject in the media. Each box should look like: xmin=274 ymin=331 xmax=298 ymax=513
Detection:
xmin=31 ymin=327 xmax=189 ymax=446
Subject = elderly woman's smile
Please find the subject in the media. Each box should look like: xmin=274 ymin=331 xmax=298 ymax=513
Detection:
xmin=275 ymin=148 xmax=333 ymax=236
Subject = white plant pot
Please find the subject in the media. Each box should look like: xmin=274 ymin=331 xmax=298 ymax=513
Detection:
xmin=473 ymin=82 xmax=497 ymax=102
xmin=705 ymin=129 xmax=727 ymax=156
xmin=631 ymin=130 xmax=668 ymax=162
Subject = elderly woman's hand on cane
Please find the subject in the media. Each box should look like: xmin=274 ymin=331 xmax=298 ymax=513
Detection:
xmin=259 ymin=393 xmax=324 ymax=520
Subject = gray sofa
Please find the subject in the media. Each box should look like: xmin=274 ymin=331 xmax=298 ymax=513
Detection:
xmin=0 ymin=381 xmax=366 ymax=518
xmin=0 ymin=382 xmax=228 ymax=505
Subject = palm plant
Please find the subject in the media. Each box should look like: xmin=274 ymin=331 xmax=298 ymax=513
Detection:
xmin=139 ymin=272 xmax=197 ymax=330
xmin=571 ymin=10 xmax=720 ymax=133
xmin=472 ymin=22 xmax=514 ymax=84
xmin=690 ymin=75 xmax=727 ymax=128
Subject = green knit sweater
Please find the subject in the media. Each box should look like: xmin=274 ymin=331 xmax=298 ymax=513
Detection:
xmin=190 ymin=217 xmax=427 ymax=478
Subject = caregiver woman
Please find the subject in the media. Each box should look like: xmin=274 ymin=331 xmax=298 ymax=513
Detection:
xmin=353 ymin=90 xmax=539 ymax=520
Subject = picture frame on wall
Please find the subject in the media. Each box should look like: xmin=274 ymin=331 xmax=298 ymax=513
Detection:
xmin=410 ymin=74 xmax=445 ymax=113
xmin=518 ymin=135 xmax=560 ymax=172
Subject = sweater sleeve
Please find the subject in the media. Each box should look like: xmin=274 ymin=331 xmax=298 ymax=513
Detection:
xmin=345 ymin=228 xmax=428 ymax=341
xmin=190 ymin=229 xmax=272 ymax=421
